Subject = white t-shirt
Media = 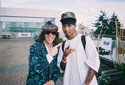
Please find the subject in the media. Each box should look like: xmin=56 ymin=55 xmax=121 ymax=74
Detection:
xmin=58 ymin=34 xmax=100 ymax=85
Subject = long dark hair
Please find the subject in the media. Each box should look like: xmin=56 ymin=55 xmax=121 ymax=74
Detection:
xmin=37 ymin=31 xmax=59 ymax=46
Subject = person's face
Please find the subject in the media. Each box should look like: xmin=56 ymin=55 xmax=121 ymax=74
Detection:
xmin=62 ymin=24 xmax=76 ymax=39
xmin=44 ymin=31 xmax=57 ymax=44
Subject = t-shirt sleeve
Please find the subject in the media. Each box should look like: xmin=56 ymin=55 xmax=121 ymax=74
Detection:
xmin=85 ymin=36 xmax=100 ymax=72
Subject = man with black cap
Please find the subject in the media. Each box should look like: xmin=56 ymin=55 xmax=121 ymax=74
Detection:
xmin=57 ymin=12 xmax=100 ymax=85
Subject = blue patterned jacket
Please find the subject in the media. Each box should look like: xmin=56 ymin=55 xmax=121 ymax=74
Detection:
xmin=26 ymin=41 xmax=60 ymax=85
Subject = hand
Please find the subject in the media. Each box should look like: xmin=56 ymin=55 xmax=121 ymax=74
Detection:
xmin=62 ymin=45 xmax=75 ymax=62
xmin=43 ymin=80 xmax=54 ymax=85
xmin=84 ymin=83 xmax=89 ymax=85
xmin=63 ymin=45 xmax=75 ymax=58
xmin=49 ymin=47 xmax=58 ymax=57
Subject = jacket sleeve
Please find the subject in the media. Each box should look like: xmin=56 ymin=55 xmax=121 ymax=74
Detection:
xmin=28 ymin=44 xmax=49 ymax=73
xmin=49 ymin=54 xmax=60 ymax=84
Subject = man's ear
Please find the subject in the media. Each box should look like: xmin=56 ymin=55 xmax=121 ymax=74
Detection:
xmin=74 ymin=24 xmax=77 ymax=29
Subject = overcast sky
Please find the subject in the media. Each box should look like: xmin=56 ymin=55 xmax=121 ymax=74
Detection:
xmin=0 ymin=0 xmax=125 ymax=29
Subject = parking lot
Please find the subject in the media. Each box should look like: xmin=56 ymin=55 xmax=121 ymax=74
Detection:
xmin=0 ymin=38 xmax=33 ymax=85
xmin=0 ymin=38 xmax=62 ymax=85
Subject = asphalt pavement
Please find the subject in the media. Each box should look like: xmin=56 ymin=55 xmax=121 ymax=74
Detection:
xmin=0 ymin=38 xmax=62 ymax=85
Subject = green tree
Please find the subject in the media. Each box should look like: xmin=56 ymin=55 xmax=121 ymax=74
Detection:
xmin=93 ymin=11 xmax=122 ymax=40
xmin=93 ymin=11 xmax=109 ymax=38
xmin=108 ymin=13 xmax=122 ymax=36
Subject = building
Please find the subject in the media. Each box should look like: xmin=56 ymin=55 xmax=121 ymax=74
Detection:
xmin=0 ymin=5 xmax=61 ymax=38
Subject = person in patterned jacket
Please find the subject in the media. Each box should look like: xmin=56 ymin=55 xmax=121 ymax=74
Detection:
xmin=26 ymin=21 xmax=60 ymax=85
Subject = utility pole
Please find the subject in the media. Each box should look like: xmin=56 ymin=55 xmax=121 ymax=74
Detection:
xmin=115 ymin=19 xmax=119 ymax=63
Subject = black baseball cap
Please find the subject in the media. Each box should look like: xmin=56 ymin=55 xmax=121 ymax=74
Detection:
xmin=60 ymin=11 xmax=76 ymax=25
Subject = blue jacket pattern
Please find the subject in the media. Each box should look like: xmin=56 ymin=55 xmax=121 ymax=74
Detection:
xmin=26 ymin=41 xmax=60 ymax=85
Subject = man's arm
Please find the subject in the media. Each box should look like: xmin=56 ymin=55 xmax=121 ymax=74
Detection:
xmin=85 ymin=67 xmax=95 ymax=85
xmin=60 ymin=45 xmax=74 ymax=71
xmin=60 ymin=56 xmax=67 ymax=71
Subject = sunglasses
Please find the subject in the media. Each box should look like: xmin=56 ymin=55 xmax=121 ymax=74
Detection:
xmin=44 ymin=31 xmax=57 ymax=35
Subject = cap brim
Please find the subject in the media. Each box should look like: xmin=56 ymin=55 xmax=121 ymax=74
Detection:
xmin=60 ymin=18 xmax=76 ymax=25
